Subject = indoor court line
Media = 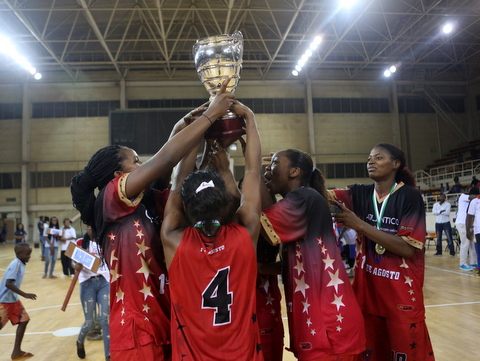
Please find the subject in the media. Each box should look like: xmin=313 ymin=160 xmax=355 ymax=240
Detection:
xmin=425 ymin=264 xmax=479 ymax=277
xmin=426 ymin=301 xmax=480 ymax=308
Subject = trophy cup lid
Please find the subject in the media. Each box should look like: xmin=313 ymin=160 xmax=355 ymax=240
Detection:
xmin=193 ymin=30 xmax=243 ymax=48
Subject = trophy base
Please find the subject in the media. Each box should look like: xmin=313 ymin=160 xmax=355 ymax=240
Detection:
xmin=205 ymin=111 xmax=246 ymax=140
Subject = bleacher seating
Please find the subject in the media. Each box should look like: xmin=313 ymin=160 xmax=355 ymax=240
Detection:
xmin=425 ymin=138 xmax=480 ymax=171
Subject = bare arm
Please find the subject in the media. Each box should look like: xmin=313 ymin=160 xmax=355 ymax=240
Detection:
xmin=6 ymin=279 xmax=37 ymax=300
xmin=231 ymin=101 xmax=262 ymax=245
xmin=124 ymin=78 xmax=234 ymax=199
xmin=466 ymin=214 xmax=474 ymax=240
xmin=207 ymin=144 xmax=241 ymax=219
xmin=333 ymin=201 xmax=416 ymax=258
xmin=161 ymin=141 xmax=202 ymax=269
xmin=260 ymin=153 xmax=276 ymax=209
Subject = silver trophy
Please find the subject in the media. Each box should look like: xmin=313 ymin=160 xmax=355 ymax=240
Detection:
xmin=193 ymin=30 xmax=245 ymax=141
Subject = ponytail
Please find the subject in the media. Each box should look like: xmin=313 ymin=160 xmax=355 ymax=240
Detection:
xmin=284 ymin=149 xmax=329 ymax=200
xmin=375 ymin=143 xmax=416 ymax=187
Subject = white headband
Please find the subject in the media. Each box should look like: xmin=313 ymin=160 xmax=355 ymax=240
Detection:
xmin=195 ymin=180 xmax=215 ymax=194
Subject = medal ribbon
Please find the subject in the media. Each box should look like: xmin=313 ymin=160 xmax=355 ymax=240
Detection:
xmin=372 ymin=183 xmax=397 ymax=230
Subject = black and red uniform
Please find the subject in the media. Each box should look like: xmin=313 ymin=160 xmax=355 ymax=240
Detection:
xmin=263 ymin=187 xmax=365 ymax=361
xmin=334 ymin=183 xmax=435 ymax=361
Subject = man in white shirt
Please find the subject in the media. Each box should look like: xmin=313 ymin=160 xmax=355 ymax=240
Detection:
xmin=432 ymin=193 xmax=455 ymax=256
xmin=466 ymin=187 xmax=480 ymax=276
xmin=456 ymin=187 xmax=479 ymax=270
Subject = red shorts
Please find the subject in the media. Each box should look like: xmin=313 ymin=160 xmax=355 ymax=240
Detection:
xmin=0 ymin=300 xmax=30 ymax=329
xmin=110 ymin=342 xmax=171 ymax=361
xmin=358 ymin=313 xmax=435 ymax=361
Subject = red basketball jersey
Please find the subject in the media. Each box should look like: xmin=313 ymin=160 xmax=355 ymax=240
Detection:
xmin=169 ymin=223 xmax=264 ymax=361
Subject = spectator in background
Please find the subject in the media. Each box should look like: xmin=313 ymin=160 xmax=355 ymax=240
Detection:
xmin=43 ymin=216 xmax=60 ymax=279
xmin=451 ymin=176 xmax=462 ymax=193
xmin=433 ymin=194 xmax=455 ymax=257
xmin=38 ymin=216 xmax=46 ymax=261
xmin=471 ymin=176 xmax=479 ymax=188
xmin=13 ymin=224 xmax=27 ymax=244
xmin=456 ymin=187 xmax=479 ymax=271
xmin=1 ymin=223 xmax=8 ymax=243
xmin=466 ymin=189 xmax=480 ymax=277
xmin=74 ymin=225 xmax=110 ymax=361
xmin=60 ymin=219 xmax=76 ymax=277
xmin=439 ymin=183 xmax=445 ymax=193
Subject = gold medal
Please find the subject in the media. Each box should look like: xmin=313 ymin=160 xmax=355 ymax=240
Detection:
xmin=375 ymin=243 xmax=386 ymax=255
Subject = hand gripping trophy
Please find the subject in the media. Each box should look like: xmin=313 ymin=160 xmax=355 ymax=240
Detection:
xmin=193 ymin=30 xmax=245 ymax=146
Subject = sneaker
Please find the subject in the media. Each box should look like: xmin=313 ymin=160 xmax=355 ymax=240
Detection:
xmin=433 ymin=253 xmax=442 ymax=256
xmin=459 ymin=265 xmax=473 ymax=271
xmin=450 ymin=254 xmax=456 ymax=258
xmin=76 ymin=341 xmax=86 ymax=359
xmin=470 ymin=264 xmax=478 ymax=268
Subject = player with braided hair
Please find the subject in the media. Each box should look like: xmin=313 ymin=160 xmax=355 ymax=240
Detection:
xmin=70 ymin=79 xmax=235 ymax=360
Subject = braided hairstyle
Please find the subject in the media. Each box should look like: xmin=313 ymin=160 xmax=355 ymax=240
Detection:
xmin=284 ymin=149 xmax=328 ymax=200
xmin=375 ymin=143 xmax=416 ymax=187
xmin=71 ymin=145 xmax=128 ymax=233
xmin=181 ymin=170 xmax=231 ymax=235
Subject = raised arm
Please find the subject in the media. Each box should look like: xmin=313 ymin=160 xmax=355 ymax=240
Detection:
xmin=124 ymin=78 xmax=234 ymax=199
xmin=207 ymin=143 xmax=241 ymax=219
xmin=161 ymin=140 xmax=202 ymax=268
xmin=231 ymin=101 xmax=262 ymax=243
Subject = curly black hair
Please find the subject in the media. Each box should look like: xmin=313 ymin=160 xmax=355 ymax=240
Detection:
xmin=181 ymin=170 xmax=231 ymax=230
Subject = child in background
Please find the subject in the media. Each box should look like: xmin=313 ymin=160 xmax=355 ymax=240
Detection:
xmin=0 ymin=243 xmax=37 ymax=360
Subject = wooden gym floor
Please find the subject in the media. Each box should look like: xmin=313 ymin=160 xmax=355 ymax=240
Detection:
xmin=1 ymin=241 xmax=479 ymax=361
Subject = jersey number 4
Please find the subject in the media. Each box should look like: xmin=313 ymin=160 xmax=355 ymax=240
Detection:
xmin=202 ymin=267 xmax=233 ymax=326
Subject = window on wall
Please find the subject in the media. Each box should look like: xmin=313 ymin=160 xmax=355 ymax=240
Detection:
xmin=32 ymin=101 xmax=120 ymax=118
xmin=0 ymin=173 xmax=21 ymax=189
xmin=317 ymin=163 xmax=369 ymax=179
xmin=129 ymin=98 xmax=306 ymax=114
xmin=398 ymin=97 xmax=466 ymax=113
xmin=312 ymin=98 xmax=390 ymax=113
xmin=110 ymin=109 xmax=188 ymax=155
xmin=30 ymin=171 xmax=79 ymax=188
xmin=0 ymin=103 xmax=22 ymax=120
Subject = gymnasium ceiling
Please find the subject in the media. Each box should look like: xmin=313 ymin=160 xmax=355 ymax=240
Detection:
xmin=1 ymin=0 xmax=480 ymax=83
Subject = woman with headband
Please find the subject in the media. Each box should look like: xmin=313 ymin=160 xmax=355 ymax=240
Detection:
xmin=161 ymin=101 xmax=263 ymax=361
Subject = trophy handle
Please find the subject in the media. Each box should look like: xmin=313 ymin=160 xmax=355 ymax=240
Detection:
xmin=232 ymin=30 xmax=244 ymax=59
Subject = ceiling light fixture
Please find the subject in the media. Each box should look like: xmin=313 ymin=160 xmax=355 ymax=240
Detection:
xmin=339 ymin=0 xmax=357 ymax=9
xmin=0 ymin=34 xmax=42 ymax=80
xmin=292 ymin=35 xmax=322 ymax=76
xmin=442 ymin=23 xmax=453 ymax=34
